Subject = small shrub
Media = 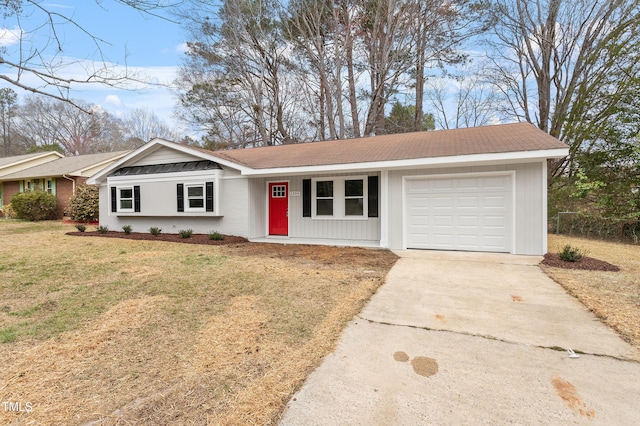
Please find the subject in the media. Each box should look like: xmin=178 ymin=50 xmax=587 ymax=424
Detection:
xmin=10 ymin=190 xmax=57 ymax=221
xmin=208 ymin=231 xmax=224 ymax=241
xmin=1 ymin=203 xmax=17 ymax=219
xmin=96 ymin=225 xmax=109 ymax=234
xmin=558 ymin=244 xmax=587 ymax=262
xmin=75 ymin=224 xmax=87 ymax=232
xmin=67 ymin=184 xmax=99 ymax=222
xmin=122 ymin=225 xmax=132 ymax=234
xmin=149 ymin=226 xmax=162 ymax=236
xmin=179 ymin=229 xmax=193 ymax=238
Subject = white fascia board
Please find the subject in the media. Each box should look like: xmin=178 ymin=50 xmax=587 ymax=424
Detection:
xmin=239 ymin=148 xmax=569 ymax=177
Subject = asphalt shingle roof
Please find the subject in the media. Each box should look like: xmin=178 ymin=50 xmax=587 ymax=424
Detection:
xmin=1 ymin=151 xmax=130 ymax=179
xmin=209 ymin=122 xmax=567 ymax=170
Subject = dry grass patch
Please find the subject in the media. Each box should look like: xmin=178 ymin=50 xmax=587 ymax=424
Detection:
xmin=542 ymin=234 xmax=640 ymax=359
xmin=0 ymin=221 xmax=398 ymax=424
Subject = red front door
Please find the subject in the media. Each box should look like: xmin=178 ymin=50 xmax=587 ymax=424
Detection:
xmin=269 ymin=182 xmax=288 ymax=235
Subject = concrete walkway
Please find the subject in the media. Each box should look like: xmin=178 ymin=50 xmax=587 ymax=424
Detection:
xmin=280 ymin=251 xmax=640 ymax=425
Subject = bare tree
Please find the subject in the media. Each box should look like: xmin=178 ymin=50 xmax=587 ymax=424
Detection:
xmin=359 ymin=0 xmax=420 ymax=136
xmin=412 ymin=1 xmax=488 ymax=131
xmin=428 ymin=71 xmax=500 ymax=129
xmin=0 ymin=1 xmax=185 ymax=110
xmin=177 ymin=0 xmax=299 ymax=147
xmin=121 ymin=108 xmax=182 ymax=143
xmin=16 ymin=96 xmax=118 ymax=155
xmin=485 ymin=0 xmax=640 ymax=140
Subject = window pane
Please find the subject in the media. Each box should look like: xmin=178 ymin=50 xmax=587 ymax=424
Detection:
xmin=187 ymin=186 xmax=203 ymax=197
xmin=345 ymin=198 xmax=363 ymax=216
xmin=316 ymin=199 xmax=333 ymax=215
xmin=316 ymin=181 xmax=333 ymax=198
xmin=120 ymin=189 xmax=133 ymax=199
xmin=120 ymin=200 xmax=133 ymax=209
xmin=189 ymin=199 xmax=204 ymax=208
xmin=345 ymin=179 xmax=363 ymax=197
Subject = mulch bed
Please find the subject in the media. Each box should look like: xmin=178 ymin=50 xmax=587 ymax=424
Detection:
xmin=540 ymin=253 xmax=620 ymax=272
xmin=66 ymin=231 xmax=248 ymax=245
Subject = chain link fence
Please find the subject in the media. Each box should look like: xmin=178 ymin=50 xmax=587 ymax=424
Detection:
xmin=552 ymin=212 xmax=640 ymax=244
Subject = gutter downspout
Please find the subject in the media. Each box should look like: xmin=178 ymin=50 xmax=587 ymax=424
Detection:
xmin=62 ymin=174 xmax=76 ymax=194
xmin=61 ymin=175 xmax=76 ymax=220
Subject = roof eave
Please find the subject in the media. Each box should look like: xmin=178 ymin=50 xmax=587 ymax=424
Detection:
xmin=235 ymin=148 xmax=569 ymax=177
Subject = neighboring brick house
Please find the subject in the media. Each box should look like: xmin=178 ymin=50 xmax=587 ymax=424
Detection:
xmin=0 ymin=152 xmax=64 ymax=211
xmin=1 ymin=151 xmax=129 ymax=219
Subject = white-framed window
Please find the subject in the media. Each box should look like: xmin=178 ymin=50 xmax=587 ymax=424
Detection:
xmin=46 ymin=179 xmax=54 ymax=194
xmin=186 ymin=183 xmax=205 ymax=212
xmin=344 ymin=179 xmax=364 ymax=216
xmin=315 ymin=180 xmax=334 ymax=216
xmin=118 ymin=187 xmax=134 ymax=212
xmin=176 ymin=181 xmax=215 ymax=214
xmin=312 ymin=176 xmax=367 ymax=219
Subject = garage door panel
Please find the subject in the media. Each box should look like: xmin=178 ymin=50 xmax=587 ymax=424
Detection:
xmin=482 ymin=176 xmax=510 ymax=190
xmin=483 ymin=195 xmax=507 ymax=208
xmin=458 ymin=215 xmax=479 ymax=227
xmin=406 ymin=175 xmax=512 ymax=253
xmin=434 ymin=215 xmax=454 ymax=226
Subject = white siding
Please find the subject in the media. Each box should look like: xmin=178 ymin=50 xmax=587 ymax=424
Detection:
xmin=98 ymin=170 xmax=250 ymax=237
xmin=388 ymin=162 xmax=545 ymax=255
xmin=135 ymin=146 xmax=203 ymax=166
xmin=248 ymin=173 xmax=381 ymax=243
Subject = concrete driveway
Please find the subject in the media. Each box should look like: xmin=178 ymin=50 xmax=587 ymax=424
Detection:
xmin=280 ymin=250 xmax=640 ymax=425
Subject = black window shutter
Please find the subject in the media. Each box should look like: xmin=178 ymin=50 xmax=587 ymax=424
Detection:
xmin=111 ymin=186 xmax=117 ymax=212
xmin=368 ymin=176 xmax=379 ymax=218
xmin=205 ymin=182 xmax=214 ymax=212
xmin=302 ymin=179 xmax=311 ymax=217
xmin=133 ymin=185 xmax=141 ymax=212
xmin=177 ymin=183 xmax=184 ymax=212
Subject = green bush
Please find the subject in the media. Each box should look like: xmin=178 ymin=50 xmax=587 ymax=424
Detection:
xmin=96 ymin=225 xmax=109 ymax=234
xmin=558 ymin=244 xmax=587 ymax=262
xmin=10 ymin=190 xmax=57 ymax=221
xmin=208 ymin=231 xmax=224 ymax=241
xmin=67 ymin=185 xmax=99 ymax=222
xmin=179 ymin=229 xmax=193 ymax=238
xmin=75 ymin=224 xmax=87 ymax=232
xmin=149 ymin=226 xmax=162 ymax=236
xmin=122 ymin=225 xmax=132 ymax=234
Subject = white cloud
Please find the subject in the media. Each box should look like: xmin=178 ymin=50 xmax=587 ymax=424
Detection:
xmin=104 ymin=94 xmax=122 ymax=106
xmin=176 ymin=42 xmax=189 ymax=54
xmin=0 ymin=27 xmax=22 ymax=47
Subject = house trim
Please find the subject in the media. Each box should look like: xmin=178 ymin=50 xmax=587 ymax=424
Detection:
xmin=221 ymin=148 xmax=568 ymax=177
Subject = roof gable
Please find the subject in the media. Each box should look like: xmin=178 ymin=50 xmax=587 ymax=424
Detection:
xmin=0 ymin=151 xmax=130 ymax=180
xmin=88 ymin=138 xmax=243 ymax=184
xmin=0 ymin=152 xmax=63 ymax=177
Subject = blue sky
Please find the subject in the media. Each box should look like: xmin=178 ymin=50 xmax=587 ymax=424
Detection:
xmin=0 ymin=1 xmax=189 ymax=130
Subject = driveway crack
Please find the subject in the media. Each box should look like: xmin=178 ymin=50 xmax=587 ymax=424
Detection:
xmin=356 ymin=314 xmax=639 ymax=363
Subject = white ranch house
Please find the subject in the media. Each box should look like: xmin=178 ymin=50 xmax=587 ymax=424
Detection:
xmin=88 ymin=123 xmax=569 ymax=255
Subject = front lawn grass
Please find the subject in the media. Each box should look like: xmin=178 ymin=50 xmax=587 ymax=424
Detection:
xmin=0 ymin=220 xmax=398 ymax=424
xmin=543 ymin=234 xmax=640 ymax=359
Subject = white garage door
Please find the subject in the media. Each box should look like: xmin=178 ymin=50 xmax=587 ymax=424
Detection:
xmin=405 ymin=174 xmax=513 ymax=252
